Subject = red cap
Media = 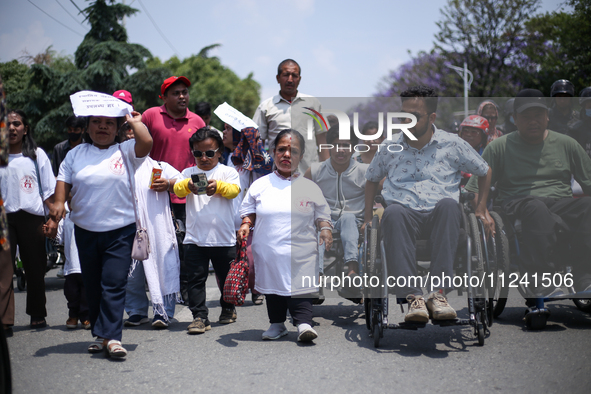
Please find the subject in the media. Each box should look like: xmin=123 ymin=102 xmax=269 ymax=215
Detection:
xmin=113 ymin=90 xmax=133 ymax=104
xmin=160 ymin=76 xmax=191 ymax=96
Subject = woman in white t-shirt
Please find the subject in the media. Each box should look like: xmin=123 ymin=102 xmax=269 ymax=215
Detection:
xmin=0 ymin=109 xmax=56 ymax=329
xmin=238 ymin=129 xmax=332 ymax=342
xmin=50 ymin=109 xmax=152 ymax=359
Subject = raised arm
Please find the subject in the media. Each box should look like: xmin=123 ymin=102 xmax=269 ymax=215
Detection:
xmin=126 ymin=111 xmax=153 ymax=158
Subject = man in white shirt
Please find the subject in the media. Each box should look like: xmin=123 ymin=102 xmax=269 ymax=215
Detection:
xmin=253 ymin=59 xmax=328 ymax=171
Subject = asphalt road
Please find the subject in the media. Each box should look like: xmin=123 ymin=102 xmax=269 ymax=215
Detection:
xmin=6 ymin=269 xmax=591 ymax=394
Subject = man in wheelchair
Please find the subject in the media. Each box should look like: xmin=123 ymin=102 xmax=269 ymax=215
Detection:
xmin=305 ymin=125 xmax=369 ymax=300
xmin=364 ymin=86 xmax=493 ymax=323
xmin=465 ymin=89 xmax=591 ymax=297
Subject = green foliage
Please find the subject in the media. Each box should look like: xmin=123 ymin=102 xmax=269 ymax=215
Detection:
xmin=75 ymin=1 xmax=151 ymax=93
xmin=0 ymin=61 xmax=29 ymax=101
xmin=2 ymin=0 xmax=260 ymax=151
xmin=523 ymin=0 xmax=591 ymax=94
xmin=434 ymin=0 xmax=541 ymax=96
xmin=142 ymin=51 xmax=260 ymax=129
xmin=2 ymin=0 xmax=155 ymax=150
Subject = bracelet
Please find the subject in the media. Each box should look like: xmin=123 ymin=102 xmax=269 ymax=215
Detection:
xmin=242 ymin=218 xmax=252 ymax=224
xmin=320 ymin=226 xmax=332 ymax=232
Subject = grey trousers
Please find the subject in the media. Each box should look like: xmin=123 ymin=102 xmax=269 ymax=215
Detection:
xmin=381 ymin=198 xmax=461 ymax=298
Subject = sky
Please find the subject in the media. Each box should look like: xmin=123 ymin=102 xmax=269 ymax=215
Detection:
xmin=0 ymin=0 xmax=568 ymax=102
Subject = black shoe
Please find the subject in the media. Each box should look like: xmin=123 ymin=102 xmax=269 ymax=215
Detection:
xmin=30 ymin=318 xmax=47 ymax=329
xmin=124 ymin=315 xmax=150 ymax=327
xmin=152 ymin=315 xmax=169 ymax=329
xmin=219 ymin=308 xmax=237 ymax=324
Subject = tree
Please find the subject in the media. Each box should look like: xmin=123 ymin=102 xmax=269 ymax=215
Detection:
xmin=376 ymin=51 xmax=464 ymax=98
xmin=434 ymin=0 xmax=541 ymax=97
xmin=523 ymin=0 xmax=591 ymax=94
xmin=0 ymin=60 xmax=30 ymax=102
xmin=2 ymin=0 xmax=260 ymax=150
xmin=2 ymin=0 xmax=154 ymax=149
xmin=136 ymin=48 xmax=260 ymax=129
xmin=75 ymin=0 xmax=151 ymax=94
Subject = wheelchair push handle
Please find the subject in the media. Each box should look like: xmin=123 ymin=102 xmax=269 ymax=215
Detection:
xmin=374 ymin=194 xmax=388 ymax=208
xmin=459 ymin=191 xmax=475 ymax=203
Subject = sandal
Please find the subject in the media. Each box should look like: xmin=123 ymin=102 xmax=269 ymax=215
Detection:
xmin=30 ymin=318 xmax=47 ymax=329
xmin=87 ymin=338 xmax=104 ymax=353
xmin=106 ymin=340 xmax=127 ymax=358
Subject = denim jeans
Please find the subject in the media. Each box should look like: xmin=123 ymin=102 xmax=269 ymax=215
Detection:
xmin=319 ymin=213 xmax=360 ymax=272
xmin=75 ymin=223 xmax=135 ymax=341
xmin=125 ymin=261 xmax=176 ymax=321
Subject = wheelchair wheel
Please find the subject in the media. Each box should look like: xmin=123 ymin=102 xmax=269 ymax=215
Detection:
xmin=489 ymin=211 xmax=510 ymax=318
xmin=468 ymin=213 xmax=484 ymax=272
xmin=476 ymin=314 xmax=485 ymax=346
xmin=372 ymin=307 xmax=383 ymax=348
xmin=367 ymin=215 xmax=379 ymax=278
xmin=364 ymin=298 xmax=372 ymax=330
xmin=15 ymin=268 xmax=26 ymax=292
xmin=468 ymin=213 xmax=488 ymax=325
xmin=573 ymin=299 xmax=591 ymax=313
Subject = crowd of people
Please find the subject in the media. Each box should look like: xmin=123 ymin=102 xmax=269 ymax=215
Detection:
xmin=0 ymin=58 xmax=590 ymax=359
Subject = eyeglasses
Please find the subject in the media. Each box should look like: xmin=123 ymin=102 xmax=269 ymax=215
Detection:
xmin=483 ymin=115 xmax=498 ymax=121
xmin=192 ymin=148 xmax=219 ymax=158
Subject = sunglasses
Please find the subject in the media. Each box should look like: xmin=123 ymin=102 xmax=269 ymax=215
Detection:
xmin=192 ymin=148 xmax=219 ymax=158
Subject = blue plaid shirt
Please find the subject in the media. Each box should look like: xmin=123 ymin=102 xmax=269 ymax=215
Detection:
xmin=365 ymin=127 xmax=489 ymax=212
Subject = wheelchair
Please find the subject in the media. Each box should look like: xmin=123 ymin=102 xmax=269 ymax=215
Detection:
xmin=316 ymin=221 xmax=365 ymax=305
xmin=362 ymin=193 xmax=501 ymax=348
xmin=488 ymin=205 xmax=591 ymax=329
xmin=14 ymin=240 xmax=64 ymax=291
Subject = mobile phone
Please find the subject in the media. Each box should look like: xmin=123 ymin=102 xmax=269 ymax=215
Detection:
xmin=191 ymin=173 xmax=208 ymax=195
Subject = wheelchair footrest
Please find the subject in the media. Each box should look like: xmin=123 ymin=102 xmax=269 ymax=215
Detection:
xmin=388 ymin=322 xmax=426 ymax=330
xmin=431 ymin=318 xmax=470 ymax=327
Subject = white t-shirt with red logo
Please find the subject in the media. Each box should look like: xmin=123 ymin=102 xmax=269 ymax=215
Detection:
xmin=57 ymin=139 xmax=146 ymax=232
xmin=240 ymin=173 xmax=331 ymax=296
xmin=0 ymin=148 xmax=56 ymax=216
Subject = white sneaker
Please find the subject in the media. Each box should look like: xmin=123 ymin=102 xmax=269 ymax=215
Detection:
xmin=262 ymin=323 xmax=288 ymax=340
xmin=56 ymin=267 xmax=64 ymax=278
xmin=297 ymin=323 xmax=318 ymax=342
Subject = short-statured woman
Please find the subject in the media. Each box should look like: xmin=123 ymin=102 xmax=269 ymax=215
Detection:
xmin=50 ymin=104 xmax=152 ymax=358
xmin=0 ymin=109 xmax=56 ymax=329
xmin=238 ymin=129 xmax=332 ymax=342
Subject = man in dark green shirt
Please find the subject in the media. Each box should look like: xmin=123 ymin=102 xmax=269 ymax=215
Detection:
xmin=465 ymin=89 xmax=591 ymax=295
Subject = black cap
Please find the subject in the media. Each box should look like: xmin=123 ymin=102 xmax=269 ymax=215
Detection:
xmin=514 ymin=89 xmax=548 ymax=114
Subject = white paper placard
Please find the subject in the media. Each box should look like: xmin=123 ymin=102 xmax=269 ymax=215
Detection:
xmin=213 ymin=102 xmax=258 ymax=131
xmin=70 ymin=91 xmax=133 ymax=117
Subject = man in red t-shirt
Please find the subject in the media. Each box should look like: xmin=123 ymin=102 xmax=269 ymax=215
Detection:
xmin=142 ymin=76 xmax=205 ymax=220
xmin=142 ymin=76 xmax=205 ymax=302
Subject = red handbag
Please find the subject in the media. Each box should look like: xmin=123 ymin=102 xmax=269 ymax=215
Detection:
xmin=223 ymin=240 xmax=250 ymax=306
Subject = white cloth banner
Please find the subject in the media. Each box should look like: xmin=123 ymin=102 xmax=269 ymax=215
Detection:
xmin=214 ymin=102 xmax=258 ymax=131
xmin=70 ymin=90 xmax=133 ymax=117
